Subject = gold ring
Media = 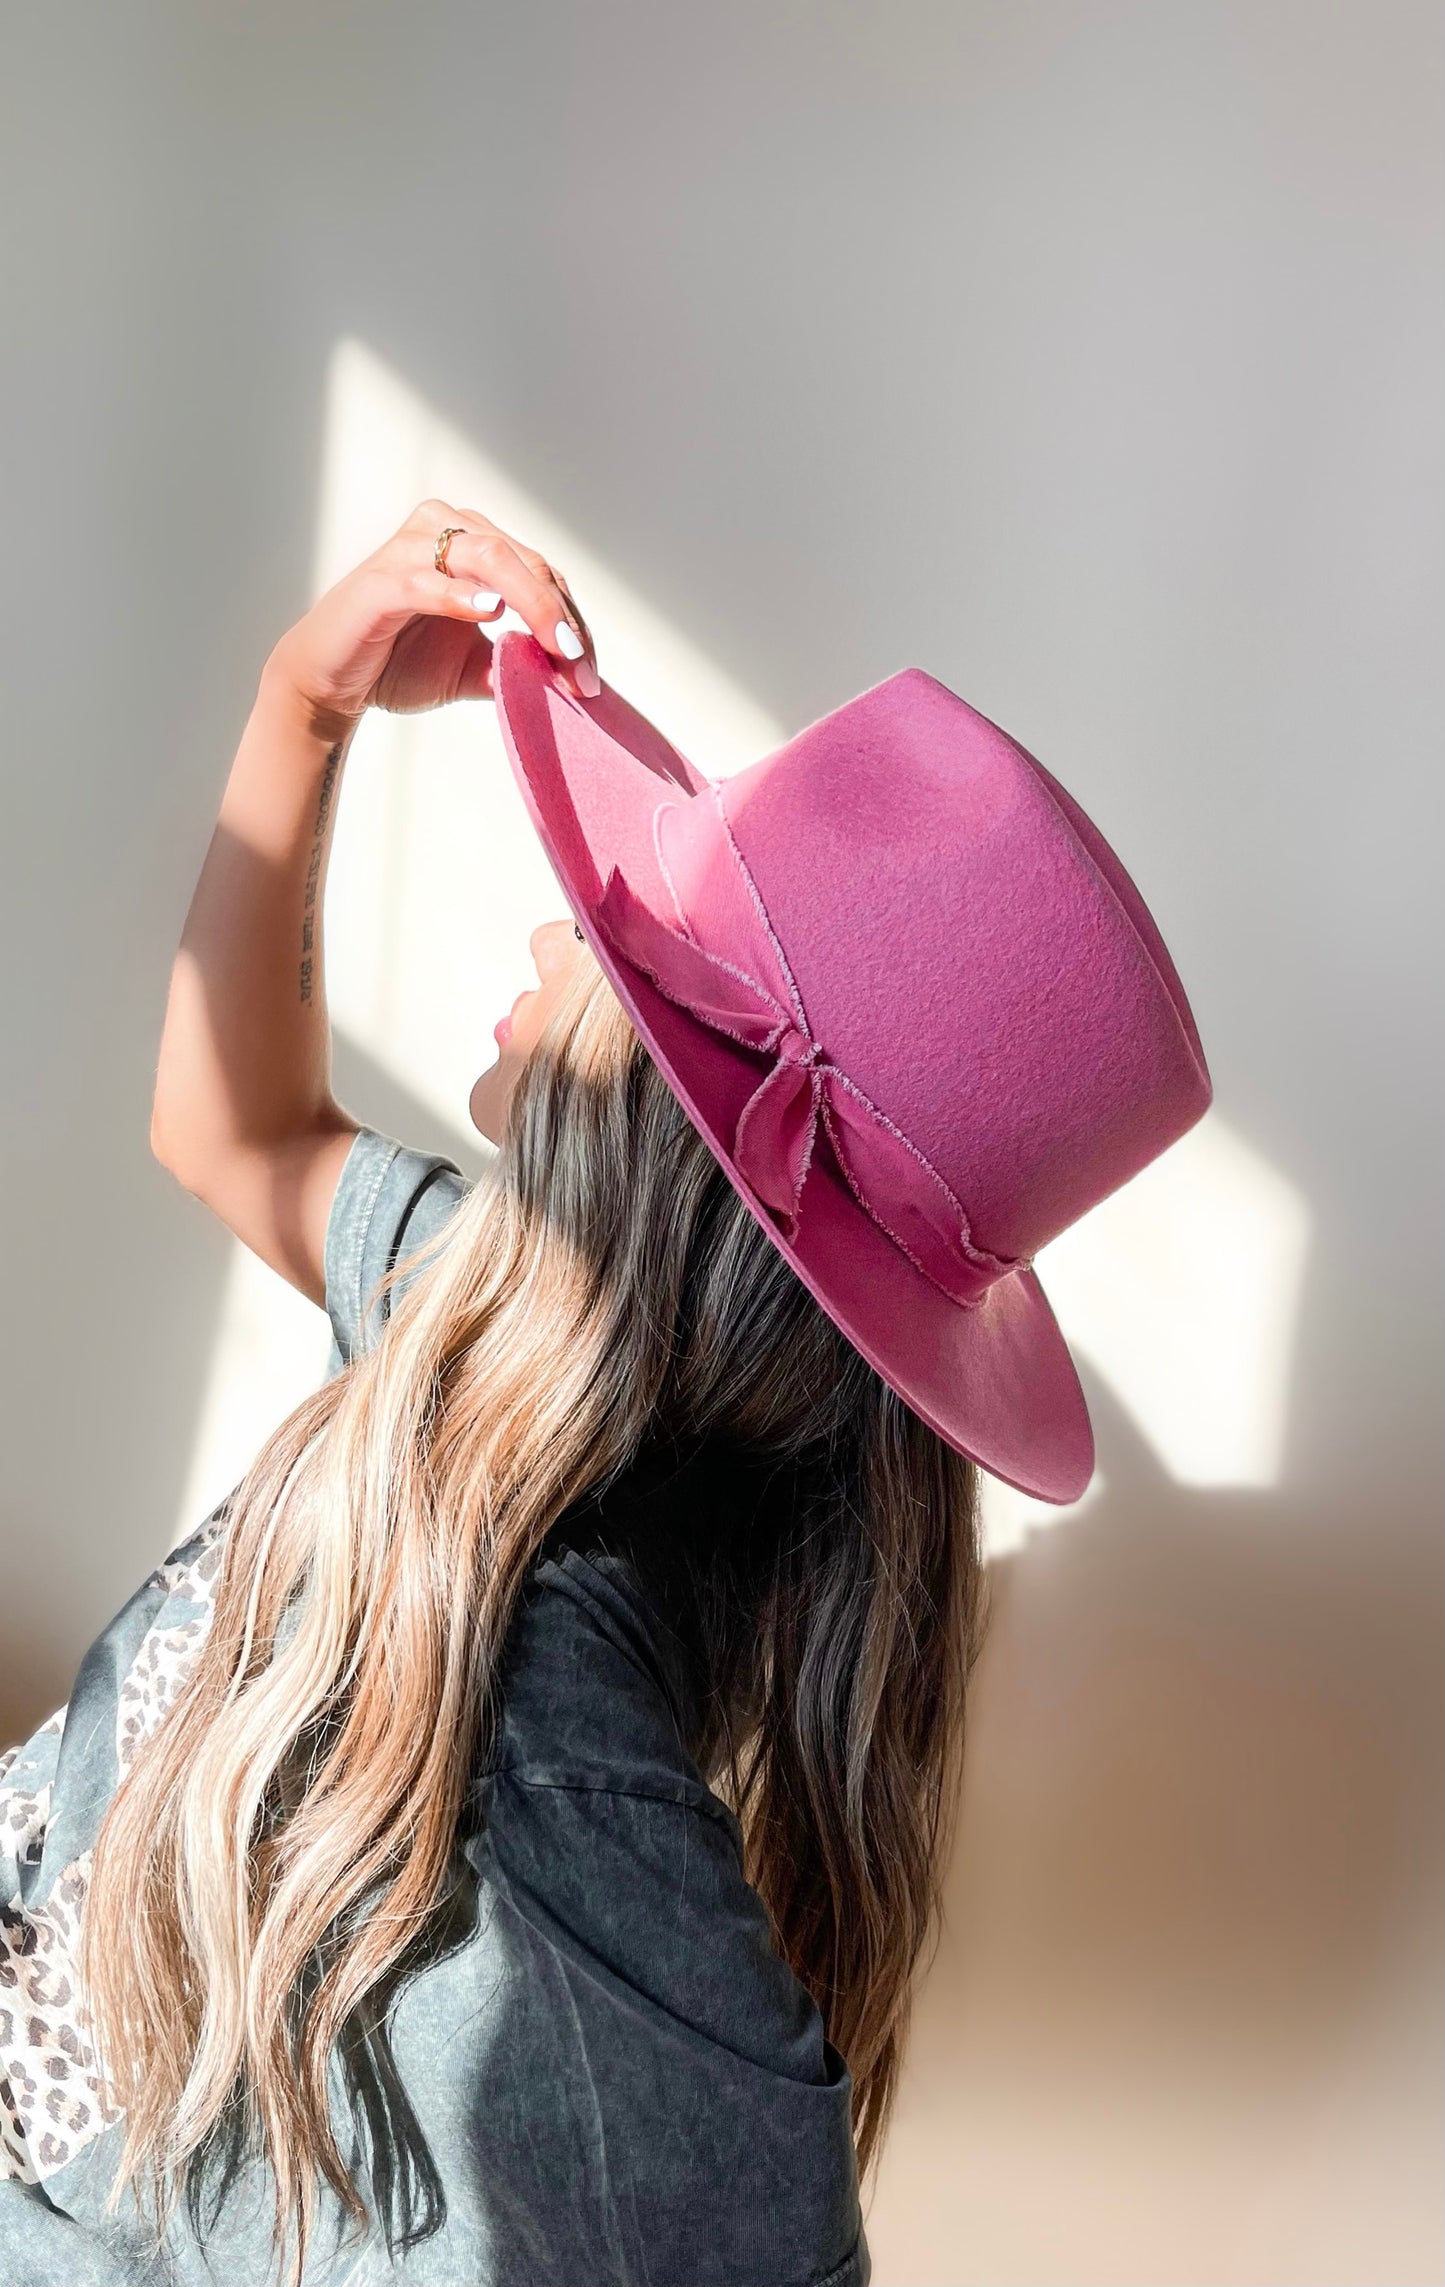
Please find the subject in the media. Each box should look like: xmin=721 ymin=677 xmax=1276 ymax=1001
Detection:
xmin=434 ymin=525 xmax=466 ymax=575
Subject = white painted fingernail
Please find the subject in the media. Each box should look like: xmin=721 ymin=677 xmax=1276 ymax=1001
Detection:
xmin=472 ymin=590 xmax=503 ymax=614
xmin=554 ymin=620 xmax=585 ymax=659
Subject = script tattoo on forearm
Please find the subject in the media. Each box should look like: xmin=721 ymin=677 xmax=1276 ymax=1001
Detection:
xmin=298 ymin=743 xmax=343 ymax=1004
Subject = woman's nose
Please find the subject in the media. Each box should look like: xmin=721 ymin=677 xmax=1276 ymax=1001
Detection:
xmin=530 ymin=916 xmax=579 ymax=974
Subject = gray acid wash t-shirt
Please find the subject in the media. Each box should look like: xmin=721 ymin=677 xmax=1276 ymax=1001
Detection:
xmin=0 ymin=1127 xmax=869 ymax=2287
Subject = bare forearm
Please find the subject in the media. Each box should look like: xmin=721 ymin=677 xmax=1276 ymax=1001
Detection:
xmin=152 ymin=666 xmax=358 ymax=1179
xmin=147 ymin=497 xmax=595 ymax=1301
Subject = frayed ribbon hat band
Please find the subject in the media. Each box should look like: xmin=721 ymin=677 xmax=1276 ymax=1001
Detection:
xmin=592 ymin=840 xmax=1027 ymax=1310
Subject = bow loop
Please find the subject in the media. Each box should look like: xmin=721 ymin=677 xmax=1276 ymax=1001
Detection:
xmin=593 ymin=869 xmax=790 ymax=1055
xmin=732 ymin=1046 xmax=824 ymax=1227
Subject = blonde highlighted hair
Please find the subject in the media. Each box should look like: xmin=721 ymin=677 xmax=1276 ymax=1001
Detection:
xmin=82 ymin=952 xmax=987 ymax=2282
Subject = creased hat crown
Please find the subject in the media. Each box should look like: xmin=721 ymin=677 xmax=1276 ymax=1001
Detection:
xmin=649 ymin=668 xmax=1210 ymax=1266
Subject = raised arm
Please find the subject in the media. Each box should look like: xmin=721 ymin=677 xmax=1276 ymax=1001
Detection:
xmin=149 ymin=679 xmax=363 ymax=1305
xmin=150 ymin=499 xmax=597 ymax=1306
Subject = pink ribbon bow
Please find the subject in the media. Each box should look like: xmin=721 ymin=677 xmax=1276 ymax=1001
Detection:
xmin=591 ymin=860 xmax=1024 ymax=1309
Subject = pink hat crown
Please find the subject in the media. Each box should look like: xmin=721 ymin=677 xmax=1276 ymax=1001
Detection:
xmin=595 ymin=667 xmax=1210 ymax=1284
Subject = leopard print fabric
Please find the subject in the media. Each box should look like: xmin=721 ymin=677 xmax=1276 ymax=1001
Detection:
xmin=0 ymin=1514 xmax=227 ymax=2186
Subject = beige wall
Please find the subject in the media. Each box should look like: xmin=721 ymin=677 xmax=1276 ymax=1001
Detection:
xmin=1 ymin=4 xmax=1439 ymax=2280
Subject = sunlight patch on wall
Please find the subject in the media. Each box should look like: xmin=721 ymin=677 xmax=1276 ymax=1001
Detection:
xmin=1034 ymin=1109 xmax=1311 ymax=1488
xmin=978 ymin=1113 xmax=1309 ymax=1554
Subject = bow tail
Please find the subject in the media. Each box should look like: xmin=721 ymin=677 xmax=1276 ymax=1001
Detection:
xmin=590 ymin=864 xmax=1022 ymax=1308
xmin=820 ymin=1078 xmax=1015 ymax=1305
xmin=732 ymin=1058 xmax=820 ymax=1230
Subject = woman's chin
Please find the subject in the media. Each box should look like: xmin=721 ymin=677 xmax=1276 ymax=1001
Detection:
xmin=469 ymin=1060 xmax=509 ymax=1144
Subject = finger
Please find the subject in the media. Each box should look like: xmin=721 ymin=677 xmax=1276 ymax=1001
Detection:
xmin=392 ymin=501 xmax=598 ymax=696
xmin=386 ymin=562 xmax=532 ymax=632
xmin=431 ymin=525 xmax=594 ymax=682
xmin=551 ymin=566 xmax=596 ymax=664
xmin=403 ymin=501 xmax=589 ymax=660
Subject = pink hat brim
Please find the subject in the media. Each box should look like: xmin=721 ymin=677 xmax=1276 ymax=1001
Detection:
xmin=492 ymin=633 xmax=1095 ymax=1504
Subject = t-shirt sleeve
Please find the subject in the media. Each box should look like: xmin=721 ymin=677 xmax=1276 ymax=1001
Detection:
xmin=322 ymin=1125 xmax=475 ymax=1367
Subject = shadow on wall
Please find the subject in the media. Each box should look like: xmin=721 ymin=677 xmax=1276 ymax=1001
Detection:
xmin=866 ymin=1365 xmax=1442 ymax=2285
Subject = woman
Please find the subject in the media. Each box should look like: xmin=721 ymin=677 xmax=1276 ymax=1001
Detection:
xmin=0 ymin=501 xmax=1211 ymax=2285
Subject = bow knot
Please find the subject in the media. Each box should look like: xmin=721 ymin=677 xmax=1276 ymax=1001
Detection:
xmin=592 ymin=848 xmax=1025 ymax=1308
xmin=776 ymin=1029 xmax=827 ymax=1071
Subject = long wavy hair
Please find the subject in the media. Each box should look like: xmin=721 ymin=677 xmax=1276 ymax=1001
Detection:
xmin=82 ymin=950 xmax=988 ymax=2284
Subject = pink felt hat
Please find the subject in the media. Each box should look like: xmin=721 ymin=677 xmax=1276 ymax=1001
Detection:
xmin=491 ymin=630 xmax=1212 ymax=1503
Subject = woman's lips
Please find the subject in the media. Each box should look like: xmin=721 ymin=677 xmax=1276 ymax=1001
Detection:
xmin=493 ymin=985 xmax=533 ymax=1052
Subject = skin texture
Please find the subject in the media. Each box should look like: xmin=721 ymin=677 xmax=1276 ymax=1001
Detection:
xmin=150 ymin=498 xmax=598 ymax=1306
